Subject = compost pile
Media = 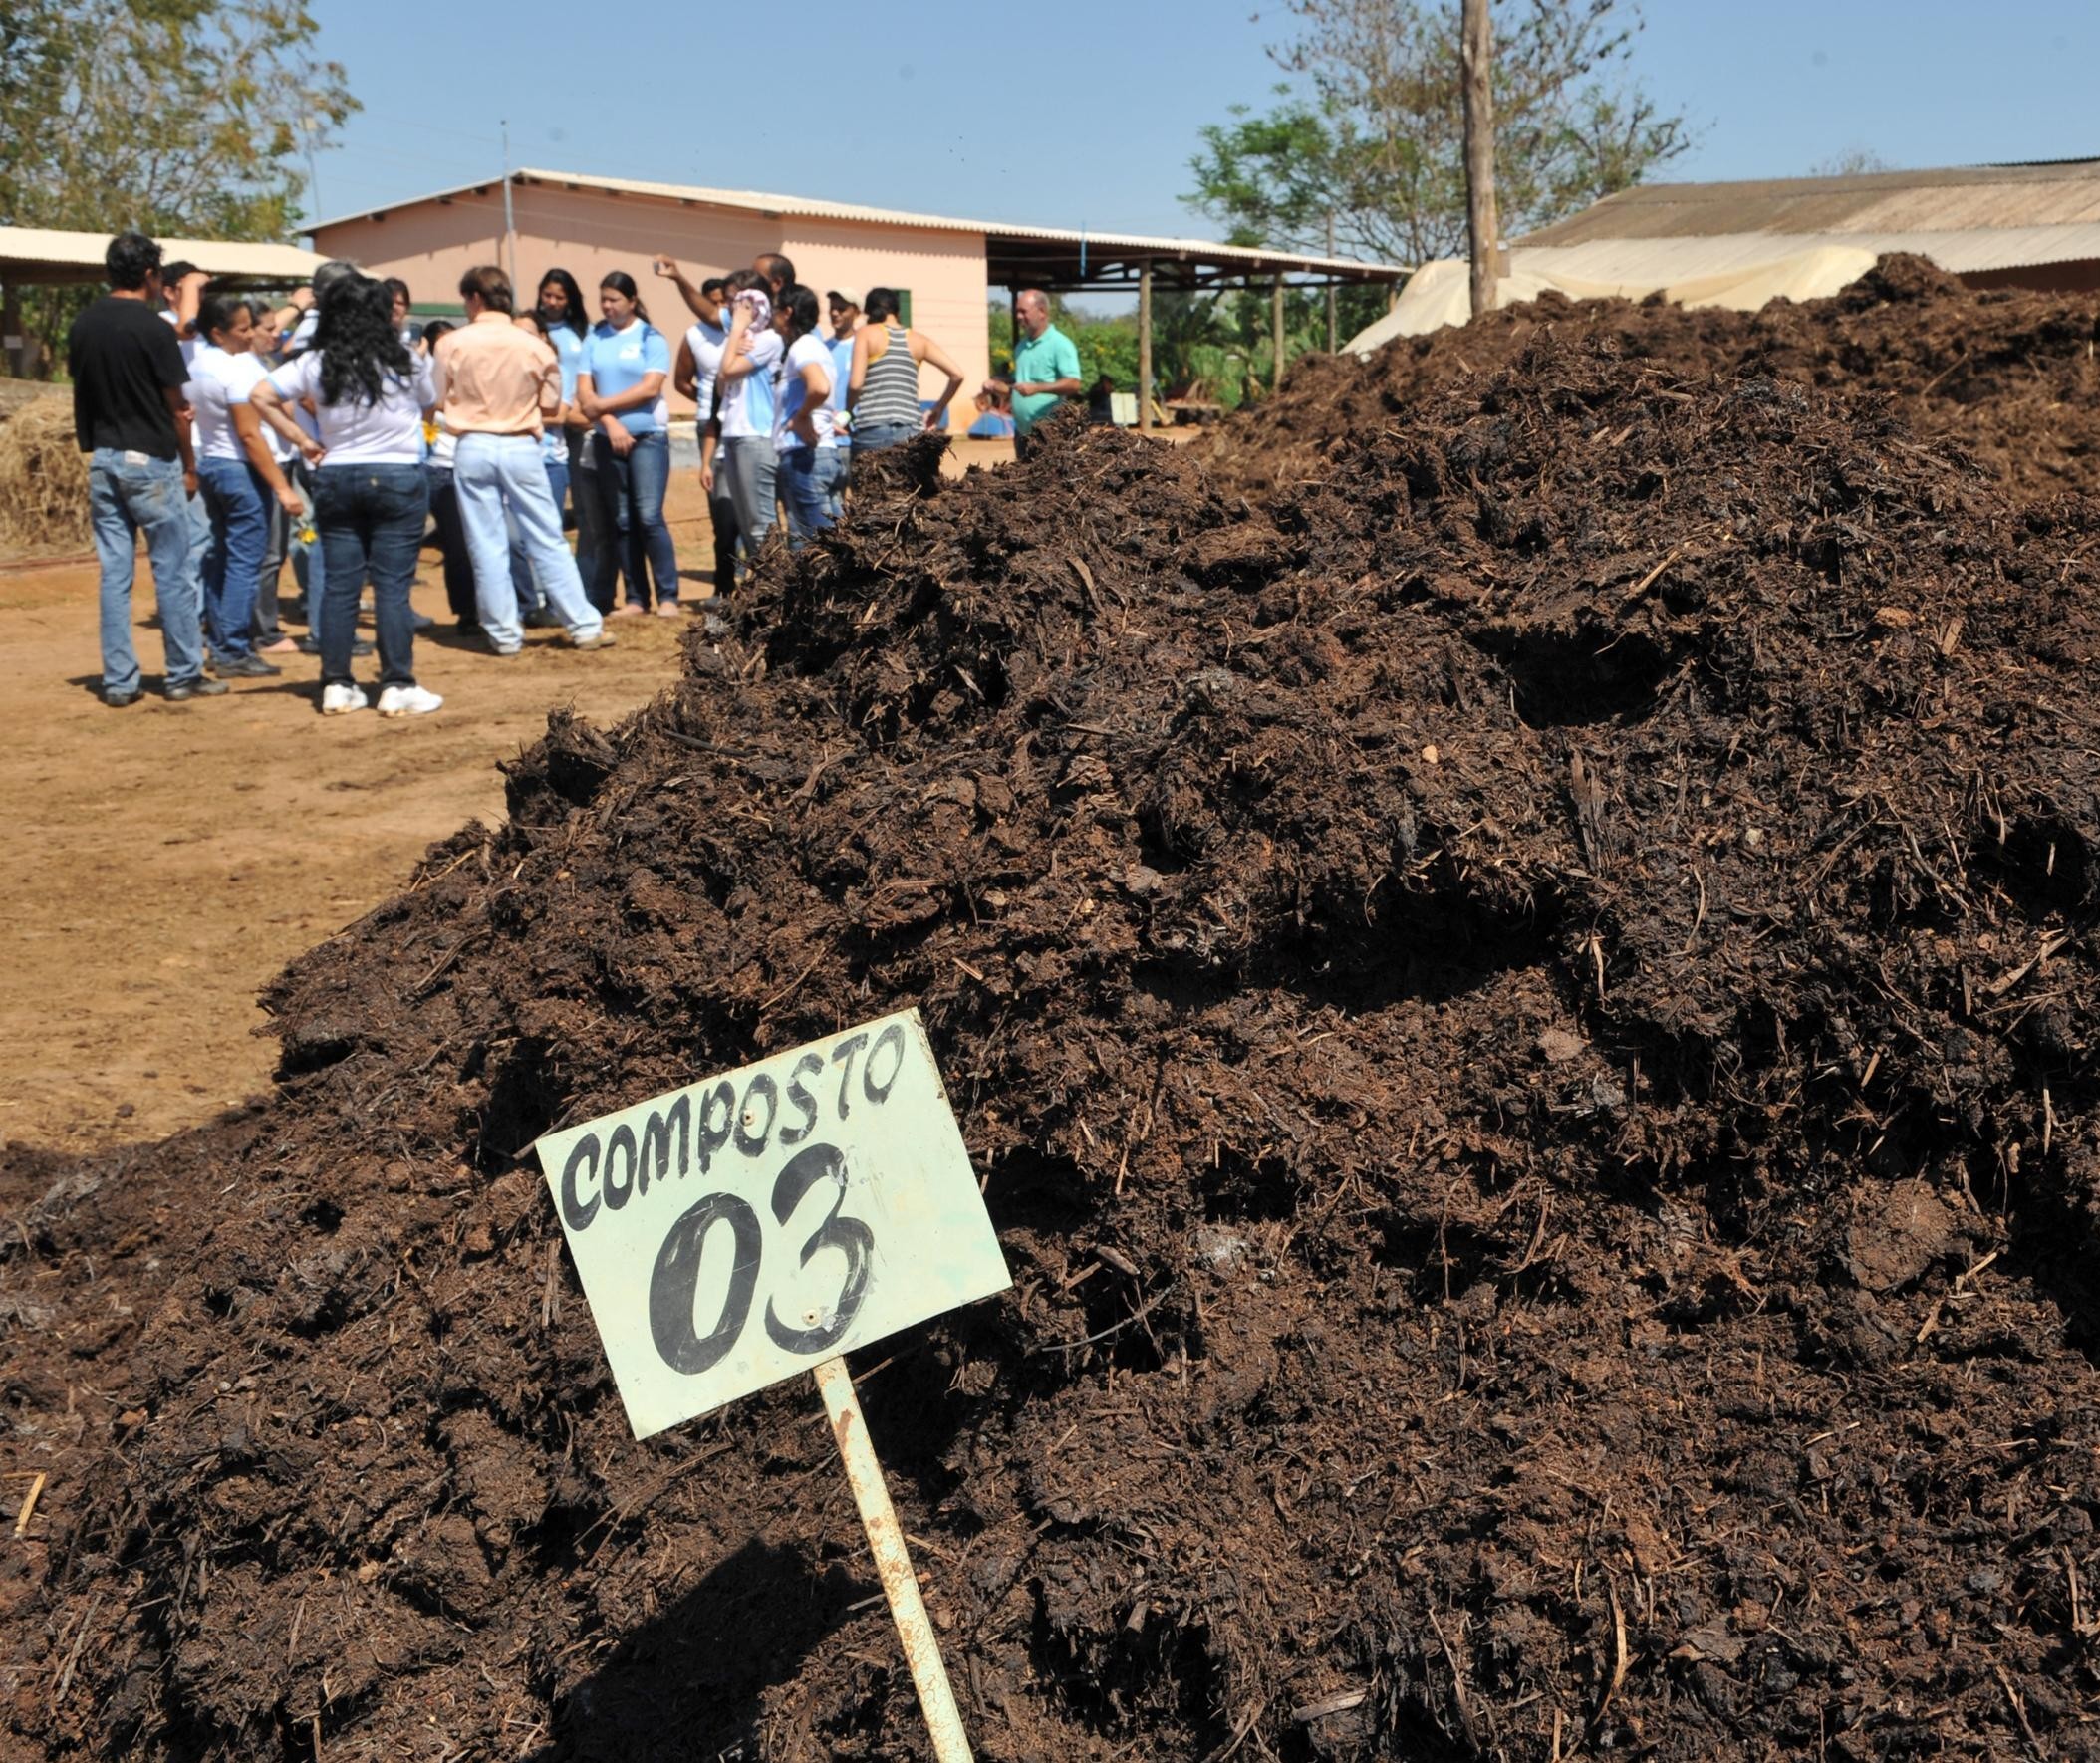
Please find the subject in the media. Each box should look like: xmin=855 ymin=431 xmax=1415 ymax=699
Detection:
xmin=1200 ymin=255 xmax=2100 ymax=510
xmin=13 ymin=322 xmax=2100 ymax=1762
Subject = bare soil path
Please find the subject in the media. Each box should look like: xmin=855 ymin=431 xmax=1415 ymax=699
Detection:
xmin=0 ymin=441 xmax=1018 ymax=1154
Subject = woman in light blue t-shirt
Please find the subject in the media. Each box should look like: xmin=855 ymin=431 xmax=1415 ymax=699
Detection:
xmin=576 ymin=271 xmax=680 ymax=618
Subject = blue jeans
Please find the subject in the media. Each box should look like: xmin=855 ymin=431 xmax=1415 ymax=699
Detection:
xmin=508 ymin=452 xmax=569 ymax=621
xmin=253 ymin=492 xmax=290 ymax=641
xmin=424 ymin=465 xmax=478 ymax=624
xmin=88 ymin=449 xmax=203 ymax=693
xmin=197 ymin=455 xmax=268 ymax=663
xmin=850 ymin=422 xmax=919 ymax=484
xmin=723 ymin=435 xmax=777 ymax=560
xmin=815 ymin=447 xmax=848 ymax=522
xmin=565 ymin=428 xmax=599 ymax=596
xmin=289 ymin=458 xmax=324 ymax=616
xmin=777 ymin=447 xmax=835 ymax=550
xmin=313 ymin=463 xmax=427 ymax=689
xmin=591 ymin=429 xmax=679 ymax=610
xmin=178 ymin=479 xmax=211 ymax=627
xmin=454 ymin=433 xmax=601 ymax=650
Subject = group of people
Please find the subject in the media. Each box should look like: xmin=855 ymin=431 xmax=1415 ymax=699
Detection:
xmin=68 ymin=228 xmax=1088 ymax=712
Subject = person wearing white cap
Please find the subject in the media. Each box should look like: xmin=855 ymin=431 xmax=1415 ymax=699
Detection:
xmin=822 ymin=289 xmax=861 ymax=518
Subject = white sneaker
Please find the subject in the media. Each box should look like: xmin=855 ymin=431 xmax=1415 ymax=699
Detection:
xmin=377 ymin=684 xmax=443 ymax=718
xmin=321 ymin=683 xmax=369 ymax=715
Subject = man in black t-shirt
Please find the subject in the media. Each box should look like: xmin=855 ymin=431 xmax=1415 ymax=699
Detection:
xmin=67 ymin=231 xmax=224 ymax=705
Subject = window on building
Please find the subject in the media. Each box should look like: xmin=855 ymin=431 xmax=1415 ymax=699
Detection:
xmin=895 ymin=289 xmax=913 ymax=326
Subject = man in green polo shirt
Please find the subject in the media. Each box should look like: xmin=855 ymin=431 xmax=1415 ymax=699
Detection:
xmin=1010 ymin=288 xmax=1084 ymax=460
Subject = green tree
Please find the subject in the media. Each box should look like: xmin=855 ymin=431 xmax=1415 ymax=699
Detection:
xmin=2 ymin=0 xmax=356 ymax=373
xmin=1187 ymin=1 xmax=1689 ymax=268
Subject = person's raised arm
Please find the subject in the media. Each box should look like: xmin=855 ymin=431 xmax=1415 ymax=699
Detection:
xmin=653 ymin=255 xmax=722 ymax=325
xmin=169 ymin=270 xmax=208 ymax=339
xmin=914 ymin=332 xmax=967 ymax=429
xmin=264 ymin=285 xmax=313 ymax=335
xmin=718 ymin=329 xmax=762 ymax=383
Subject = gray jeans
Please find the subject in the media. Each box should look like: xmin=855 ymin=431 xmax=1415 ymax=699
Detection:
xmin=724 ymin=436 xmax=777 ymax=555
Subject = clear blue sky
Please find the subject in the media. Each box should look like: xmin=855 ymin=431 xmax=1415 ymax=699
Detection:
xmin=309 ymin=1 xmax=2100 ymax=248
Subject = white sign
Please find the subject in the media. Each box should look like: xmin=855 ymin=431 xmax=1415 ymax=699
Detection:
xmin=535 ymin=1009 xmax=1010 ymax=1439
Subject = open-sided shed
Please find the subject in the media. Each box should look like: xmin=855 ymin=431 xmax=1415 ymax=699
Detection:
xmin=309 ymin=170 xmax=1407 ymax=423
xmin=1 ymin=227 xmax=326 ymax=376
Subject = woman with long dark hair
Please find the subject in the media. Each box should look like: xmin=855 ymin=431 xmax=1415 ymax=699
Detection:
xmin=577 ymin=270 xmax=679 ymax=617
xmin=253 ymin=275 xmax=441 ymax=716
xmin=535 ymin=268 xmax=596 ymax=595
xmin=188 ymin=290 xmax=307 ymax=676
xmin=769 ymin=285 xmax=837 ymax=549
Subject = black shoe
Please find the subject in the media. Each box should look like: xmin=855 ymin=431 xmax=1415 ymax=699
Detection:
xmin=299 ymin=635 xmax=374 ymax=657
xmin=215 ymin=654 xmax=283 ymax=678
xmin=522 ymin=608 xmax=561 ymax=629
xmin=102 ymin=686 xmax=140 ymax=707
xmin=164 ymin=676 xmax=230 ymax=701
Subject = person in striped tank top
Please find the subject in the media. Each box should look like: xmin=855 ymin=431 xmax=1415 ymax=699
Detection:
xmin=846 ymin=287 xmax=964 ymax=483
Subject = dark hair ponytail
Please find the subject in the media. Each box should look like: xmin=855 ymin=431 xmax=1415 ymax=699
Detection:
xmin=198 ymin=290 xmax=253 ymax=343
xmin=864 ymin=286 xmax=902 ymax=324
xmin=600 ymin=270 xmax=649 ymax=324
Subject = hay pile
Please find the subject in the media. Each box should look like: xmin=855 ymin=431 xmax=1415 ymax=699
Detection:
xmin=0 ymin=392 xmax=90 ymax=555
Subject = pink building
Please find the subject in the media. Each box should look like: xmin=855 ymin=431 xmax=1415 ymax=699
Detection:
xmin=308 ymin=168 xmax=1405 ymax=420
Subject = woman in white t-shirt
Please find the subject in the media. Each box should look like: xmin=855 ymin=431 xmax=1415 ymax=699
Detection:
xmin=769 ymin=285 xmax=837 ymax=551
xmin=672 ymin=279 xmax=739 ymax=594
xmin=252 ymin=275 xmax=441 ymax=717
xmin=188 ymin=292 xmax=308 ymax=676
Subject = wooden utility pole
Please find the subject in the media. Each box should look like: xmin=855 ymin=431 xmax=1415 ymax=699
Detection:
xmin=1138 ymin=261 xmax=1153 ymax=432
xmin=1271 ymin=276 xmax=1285 ymax=393
xmin=1325 ymin=211 xmax=1337 ymax=353
xmin=1460 ymin=0 xmax=1499 ymax=319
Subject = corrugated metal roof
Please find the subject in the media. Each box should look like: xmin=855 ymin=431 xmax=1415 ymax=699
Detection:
xmin=1516 ymin=225 xmax=2100 ymax=279
xmin=0 ymin=226 xmax=324 ymax=283
xmin=309 ymin=168 xmax=1406 ymax=279
xmin=1523 ymin=159 xmax=2100 ymax=267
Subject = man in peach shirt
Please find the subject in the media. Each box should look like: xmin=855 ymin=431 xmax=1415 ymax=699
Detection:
xmin=433 ymin=266 xmax=608 ymax=654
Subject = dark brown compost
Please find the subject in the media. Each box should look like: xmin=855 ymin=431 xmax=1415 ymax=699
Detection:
xmin=8 ymin=283 xmax=2100 ymax=1761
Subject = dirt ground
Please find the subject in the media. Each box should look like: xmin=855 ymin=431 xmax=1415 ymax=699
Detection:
xmin=0 ymin=439 xmax=1014 ymax=1153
